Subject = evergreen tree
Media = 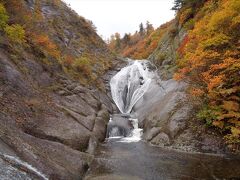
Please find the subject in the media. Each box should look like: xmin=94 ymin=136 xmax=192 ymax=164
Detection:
xmin=171 ymin=0 xmax=183 ymax=10
xmin=146 ymin=21 xmax=154 ymax=35
xmin=122 ymin=33 xmax=130 ymax=45
xmin=139 ymin=22 xmax=145 ymax=36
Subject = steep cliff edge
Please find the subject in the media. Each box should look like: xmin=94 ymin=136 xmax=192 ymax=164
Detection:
xmin=0 ymin=0 xmax=121 ymax=179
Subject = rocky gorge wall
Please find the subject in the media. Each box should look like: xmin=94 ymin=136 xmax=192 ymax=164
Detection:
xmin=0 ymin=43 xmax=117 ymax=179
xmin=0 ymin=0 xmax=122 ymax=179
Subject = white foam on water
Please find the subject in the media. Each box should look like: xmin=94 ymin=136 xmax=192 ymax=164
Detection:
xmin=117 ymin=118 xmax=142 ymax=143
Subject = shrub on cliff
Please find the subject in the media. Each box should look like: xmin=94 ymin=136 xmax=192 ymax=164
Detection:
xmin=4 ymin=24 xmax=26 ymax=44
xmin=73 ymin=56 xmax=92 ymax=77
xmin=0 ymin=3 xmax=8 ymax=30
xmin=174 ymin=0 xmax=240 ymax=148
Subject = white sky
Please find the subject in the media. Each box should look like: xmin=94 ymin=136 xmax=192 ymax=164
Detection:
xmin=62 ymin=0 xmax=175 ymax=40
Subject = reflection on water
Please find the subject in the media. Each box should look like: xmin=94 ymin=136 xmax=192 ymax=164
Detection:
xmin=85 ymin=140 xmax=240 ymax=180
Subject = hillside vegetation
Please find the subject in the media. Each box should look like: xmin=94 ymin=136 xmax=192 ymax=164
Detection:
xmin=108 ymin=21 xmax=174 ymax=59
xmin=173 ymin=0 xmax=240 ymax=148
xmin=0 ymin=0 xmax=115 ymax=85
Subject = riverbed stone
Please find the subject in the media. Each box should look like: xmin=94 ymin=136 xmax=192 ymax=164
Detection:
xmin=151 ymin=132 xmax=170 ymax=145
xmin=144 ymin=127 xmax=162 ymax=141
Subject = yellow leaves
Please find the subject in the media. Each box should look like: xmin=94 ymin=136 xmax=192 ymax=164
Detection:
xmin=229 ymin=119 xmax=240 ymax=127
xmin=231 ymin=14 xmax=240 ymax=28
xmin=231 ymin=127 xmax=240 ymax=137
xmin=73 ymin=56 xmax=92 ymax=77
xmin=222 ymin=101 xmax=239 ymax=112
xmin=228 ymin=0 xmax=240 ymax=13
xmin=176 ymin=0 xmax=240 ymax=144
xmin=4 ymin=24 xmax=26 ymax=44
xmin=208 ymin=0 xmax=240 ymax=32
xmin=179 ymin=7 xmax=193 ymax=25
xmin=201 ymin=33 xmax=230 ymax=49
xmin=0 ymin=3 xmax=9 ymax=30
xmin=208 ymin=10 xmax=232 ymax=31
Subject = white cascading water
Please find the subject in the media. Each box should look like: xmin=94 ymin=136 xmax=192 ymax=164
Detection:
xmin=110 ymin=60 xmax=154 ymax=114
xmin=110 ymin=60 xmax=155 ymax=142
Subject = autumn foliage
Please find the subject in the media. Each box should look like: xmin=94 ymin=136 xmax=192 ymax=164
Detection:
xmin=107 ymin=21 xmax=169 ymax=59
xmin=32 ymin=33 xmax=60 ymax=59
xmin=174 ymin=0 xmax=240 ymax=145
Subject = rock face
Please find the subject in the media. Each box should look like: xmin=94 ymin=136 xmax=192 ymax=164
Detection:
xmin=131 ymin=75 xmax=226 ymax=153
xmin=0 ymin=46 xmax=115 ymax=179
xmin=0 ymin=0 xmax=123 ymax=178
xmin=149 ymin=21 xmax=187 ymax=80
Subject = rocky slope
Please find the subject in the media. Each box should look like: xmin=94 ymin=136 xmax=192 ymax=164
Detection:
xmin=0 ymin=0 xmax=122 ymax=179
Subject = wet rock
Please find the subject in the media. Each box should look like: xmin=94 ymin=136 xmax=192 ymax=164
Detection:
xmin=144 ymin=127 xmax=162 ymax=141
xmin=151 ymin=132 xmax=170 ymax=145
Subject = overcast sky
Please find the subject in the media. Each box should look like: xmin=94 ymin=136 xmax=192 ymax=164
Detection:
xmin=62 ymin=0 xmax=175 ymax=40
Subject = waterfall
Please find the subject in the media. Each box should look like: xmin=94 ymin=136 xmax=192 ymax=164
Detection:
xmin=108 ymin=60 xmax=156 ymax=142
xmin=110 ymin=60 xmax=155 ymax=114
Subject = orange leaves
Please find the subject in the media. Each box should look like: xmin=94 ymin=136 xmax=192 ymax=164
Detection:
xmin=222 ymin=101 xmax=239 ymax=112
xmin=212 ymin=121 xmax=224 ymax=129
xmin=108 ymin=21 xmax=173 ymax=60
xmin=175 ymin=0 xmax=240 ymax=144
xmin=190 ymin=88 xmax=205 ymax=97
xmin=177 ymin=35 xmax=189 ymax=56
xmin=32 ymin=33 xmax=60 ymax=59
xmin=63 ymin=55 xmax=74 ymax=67
xmin=207 ymin=75 xmax=224 ymax=91
xmin=34 ymin=34 xmax=50 ymax=45
xmin=174 ymin=67 xmax=190 ymax=80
